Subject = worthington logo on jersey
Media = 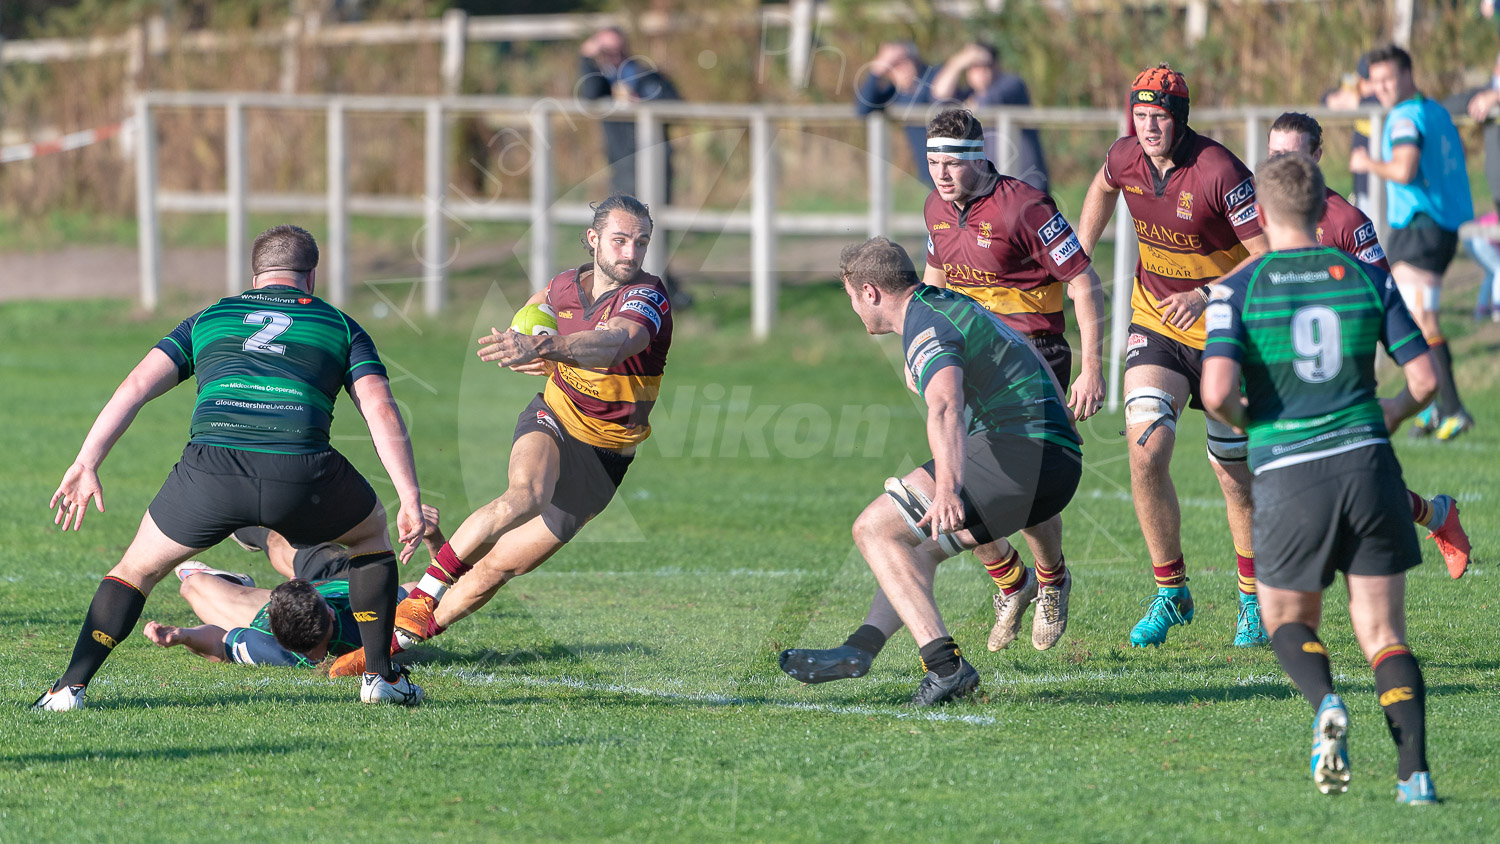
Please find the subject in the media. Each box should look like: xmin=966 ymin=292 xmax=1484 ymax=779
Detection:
xmin=1268 ymin=269 xmax=1330 ymax=284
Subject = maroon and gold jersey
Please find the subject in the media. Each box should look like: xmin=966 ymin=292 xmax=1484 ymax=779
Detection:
xmin=542 ymin=266 xmax=672 ymax=450
xmin=923 ymin=163 xmax=1091 ymax=336
xmin=1317 ymin=188 xmax=1389 ymax=272
xmin=1104 ymin=129 xmax=1261 ymax=348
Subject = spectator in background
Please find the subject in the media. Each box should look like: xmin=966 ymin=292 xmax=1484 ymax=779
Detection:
xmin=578 ymin=27 xmax=679 ymax=199
xmin=930 ymin=42 xmax=1050 ymax=195
xmin=1322 ymin=54 xmax=1380 ymax=207
xmin=1449 ymin=51 xmax=1500 ymax=320
xmin=1351 ymin=44 xmax=1476 ymax=440
xmin=855 ymin=42 xmax=938 ymax=187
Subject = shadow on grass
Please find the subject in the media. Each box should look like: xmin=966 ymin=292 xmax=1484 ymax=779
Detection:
xmin=0 ymin=739 xmax=332 ymax=766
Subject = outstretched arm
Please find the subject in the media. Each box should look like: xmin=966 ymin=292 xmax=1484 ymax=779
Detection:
xmin=144 ymin=620 xmax=230 ymax=663
xmin=478 ymin=315 xmax=651 ymax=371
xmin=51 ymin=349 xmax=180 ymax=531
xmin=348 ymin=374 xmax=425 ymax=562
xmin=1065 ymin=266 xmax=1107 ymax=421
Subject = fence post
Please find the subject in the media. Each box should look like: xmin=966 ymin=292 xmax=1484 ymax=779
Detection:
xmin=787 ymin=0 xmax=814 ymax=87
xmin=1106 ymin=197 xmax=1135 ymax=413
xmin=1243 ymin=111 xmax=1261 ymax=172
xmin=529 ymin=105 xmax=555 ymax=294
xmin=1367 ymin=108 xmax=1387 ymax=245
xmin=867 ymin=112 xmax=889 ymax=238
xmin=441 ymin=8 xmax=468 ymax=96
xmin=751 ymin=111 xmax=778 ymax=339
xmin=423 ymin=99 xmax=447 ymax=315
xmin=226 ymin=98 xmax=248 ymax=295
xmin=995 ymin=109 xmax=1015 ymax=176
xmin=279 ymin=15 xmax=301 ymax=94
xmin=1185 ymin=0 xmax=1209 ymax=45
xmin=636 ymin=106 xmax=669 ymax=281
xmin=326 ymin=99 xmax=349 ymax=307
xmin=135 ymin=95 xmax=160 ymax=312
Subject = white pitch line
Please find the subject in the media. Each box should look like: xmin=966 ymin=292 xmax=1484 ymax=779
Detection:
xmin=435 ymin=667 xmax=1001 ymax=726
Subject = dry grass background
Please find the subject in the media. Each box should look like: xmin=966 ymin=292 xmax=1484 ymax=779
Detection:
xmin=0 ymin=0 xmax=1495 ymax=222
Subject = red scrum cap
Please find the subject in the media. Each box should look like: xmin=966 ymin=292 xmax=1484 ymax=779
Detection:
xmin=1127 ymin=64 xmax=1190 ymax=142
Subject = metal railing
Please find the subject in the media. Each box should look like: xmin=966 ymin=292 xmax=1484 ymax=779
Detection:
xmin=133 ymin=91 xmax=1389 ymax=408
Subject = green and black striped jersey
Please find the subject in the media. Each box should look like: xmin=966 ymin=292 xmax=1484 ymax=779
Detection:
xmin=154 ymin=285 xmax=386 ymax=454
xmin=1202 ymin=246 xmax=1427 ymax=474
xmin=903 ymin=285 xmax=1081 ymax=452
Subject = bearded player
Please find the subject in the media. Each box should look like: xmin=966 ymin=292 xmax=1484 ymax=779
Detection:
xmin=1077 ymin=65 xmax=1269 ymax=648
xmin=915 ymin=107 xmax=1105 ymax=652
xmin=1266 ymin=112 xmax=1470 ymax=579
xmin=328 ymin=196 xmax=671 ymax=674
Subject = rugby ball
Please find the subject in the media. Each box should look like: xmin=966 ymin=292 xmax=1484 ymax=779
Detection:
xmin=510 ymin=303 xmax=558 ymax=336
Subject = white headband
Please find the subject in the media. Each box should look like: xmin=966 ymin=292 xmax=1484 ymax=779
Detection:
xmin=925 ymin=137 xmax=985 ymax=160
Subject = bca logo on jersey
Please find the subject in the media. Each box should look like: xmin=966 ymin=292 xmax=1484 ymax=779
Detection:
xmin=1036 ymin=212 xmax=1069 ymax=245
xmin=1354 ymin=221 xmax=1377 ymax=244
xmin=1223 ymin=177 xmax=1255 ymax=210
xmin=628 ymin=287 xmax=669 ymax=310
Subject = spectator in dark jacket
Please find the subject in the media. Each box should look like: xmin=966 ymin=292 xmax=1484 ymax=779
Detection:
xmin=854 ymin=42 xmax=938 ymax=187
xmin=577 ymin=27 xmax=678 ymax=199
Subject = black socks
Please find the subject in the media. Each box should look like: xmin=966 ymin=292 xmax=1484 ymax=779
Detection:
xmin=347 ymin=551 xmax=400 ymax=681
xmin=843 ymin=624 xmax=889 ymax=657
xmin=918 ymin=636 xmax=961 ymax=678
xmin=56 ymin=576 xmax=147 ymax=690
xmin=1270 ymin=623 xmax=1335 ymax=708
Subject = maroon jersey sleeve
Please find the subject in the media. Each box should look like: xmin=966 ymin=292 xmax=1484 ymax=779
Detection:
xmin=1340 ymin=205 xmax=1390 ymax=272
xmin=1016 ymin=193 xmax=1091 ymax=281
xmin=1202 ymin=148 xmax=1262 ymax=242
xmin=616 ymin=283 xmax=669 ymax=339
xmin=923 ymin=193 xmax=943 ymax=268
xmin=1102 ymin=138 xmax=1130 ymax=190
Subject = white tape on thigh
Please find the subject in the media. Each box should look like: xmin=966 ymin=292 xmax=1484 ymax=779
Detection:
xmin=883 ymin=477 xmax=964 ymax=557
xmin=1125 ymin=386 xmax=1178 ymax=446
xmin=1204 ymin=415 xmax=1248 ymax=463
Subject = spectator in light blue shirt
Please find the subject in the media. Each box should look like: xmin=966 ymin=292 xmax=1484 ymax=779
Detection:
xmin=1351 ymin=43 xmax=1476 ymax=439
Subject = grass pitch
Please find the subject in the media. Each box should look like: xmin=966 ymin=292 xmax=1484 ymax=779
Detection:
xmin=1 ymin=277 xmax=1497 ymax=842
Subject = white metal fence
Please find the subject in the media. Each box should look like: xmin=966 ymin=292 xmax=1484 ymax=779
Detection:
xmin=133 ymin=91 xmax=1389 ymax=409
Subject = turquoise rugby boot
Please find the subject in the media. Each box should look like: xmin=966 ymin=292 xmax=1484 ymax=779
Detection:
xmin=1311 ymin=693 xmax=1351 ymax=795
xmin=1396 ymin=771 xmax=1437 ymax=805
xmin=1129 ymin=585 xmax=1194 ymax=647
xmin=1233 ymin=591 xmax=1270 ymax=647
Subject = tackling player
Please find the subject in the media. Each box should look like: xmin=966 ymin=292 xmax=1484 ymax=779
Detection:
xmin=920 ymin=107 xmax=1106 ymax=652
xmin=1267 ymin=113 xmax=1471 ymax=578
xmin=35 ymin=225 xmax=426 ymax=710
xmin=779 ymin=237 xmax=1082 ymax=705
xmin=1076 ymin=64 xmax=1269 ymax=648
xmin=326 ymin=196 xmax=672 ymax=675
xmin=1202 ymin=152 xmax=1439 ymax=803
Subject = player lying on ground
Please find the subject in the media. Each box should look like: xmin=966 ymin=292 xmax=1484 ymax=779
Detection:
xmin=1265 ymin=112 xmax=1470 ymax=578
xmin=1076 ymin=63 xmax=1270 ymax=648
xmin=325 ymin=195 xmax=674 ymax=676
xmin=919 ymin=107 xmax=1106 ymax=652
xmin=779 ymin=237 xmax=1083 ymax=706
xmin=145 ymin=570 xmax=414 ymax=668
xmin=35 ymin=225 xmax=426 ymax=710
xmin=1201 ymin=152 xmax=1440 ymax=803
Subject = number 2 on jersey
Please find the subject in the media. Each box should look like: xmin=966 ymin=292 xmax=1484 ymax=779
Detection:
xmin=1290 ymin=305 xmax=1342 ymax=383
xmin=243 ymin=310 xmax=293 ymax=355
